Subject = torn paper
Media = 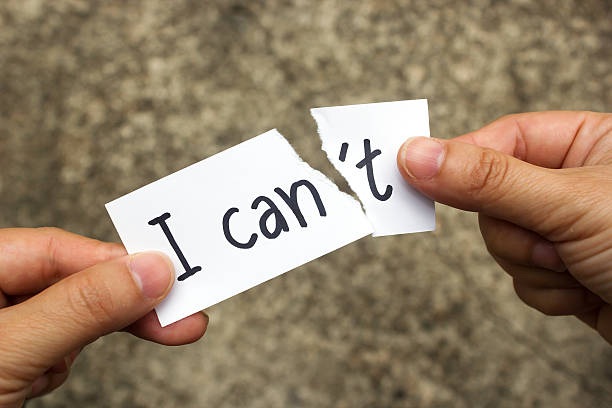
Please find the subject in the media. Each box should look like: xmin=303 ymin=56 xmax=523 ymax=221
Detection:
xmin=106 ymin=129 xmax=373 ymax=326
xmin=311 ymin=99 xmax=435 ymax=236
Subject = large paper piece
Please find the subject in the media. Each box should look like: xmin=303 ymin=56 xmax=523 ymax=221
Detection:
xmin=311 ymin=99 xmax=435 ymax=236
xmin=106 ymin=130 xmax=373 ymax=326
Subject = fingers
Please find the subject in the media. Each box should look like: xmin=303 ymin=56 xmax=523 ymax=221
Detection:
xmin=0 ymin=252 xmax=174 ymax=382
xmin=453 ymin=111 xmax=611 ymax=168
xmin=26 ymin=350 xmax=78 ymax=400
xmin=478 ymin=214 xmax=565 ymax=272
xmin=494 ymin=257 xmax=580 ymax=289
xmin=126 ymin=311 xmax=209 ymax=346
xmin=26 ymin=370 xmax=70 ymax=399
xmin=397 ymin=136 xmax=598 ymax=240
xmin=0 ymin=228 xmax=126 ymax=296
xmin=513 ymin=280 xmax=604 ymax=316
xmin=478 ymin=214 xmax=596 ymax=314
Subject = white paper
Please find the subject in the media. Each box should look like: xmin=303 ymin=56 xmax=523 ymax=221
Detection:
xmin=106 ymin=129 xmax=373 ymax=326
xmin=311 ymin=99 xmax=435 ymax=236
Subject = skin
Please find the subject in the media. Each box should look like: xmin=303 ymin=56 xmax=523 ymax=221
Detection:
xmin=397 ymin=111 xmax=612 ymax=343
xmin=1 ymin=110 xmax=609 ymax=406
xmin=0 ymin=228 xmax=208 ymax=408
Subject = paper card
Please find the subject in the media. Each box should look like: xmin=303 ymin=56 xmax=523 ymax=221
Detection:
xmin=311 ymin=99 xmax=435 ymax=236
xmin=106 ymin=129 xmax=373 ymax=326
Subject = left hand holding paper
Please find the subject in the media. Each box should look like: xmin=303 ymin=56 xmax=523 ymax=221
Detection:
xmin=0 ymin=228 xmax=207 ymax=406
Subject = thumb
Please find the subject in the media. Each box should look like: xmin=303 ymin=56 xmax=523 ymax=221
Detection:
xmin=397 ymin=137 xmax=589 ymax=240
xmin=0 ymin=252 xmax=174 ymax=380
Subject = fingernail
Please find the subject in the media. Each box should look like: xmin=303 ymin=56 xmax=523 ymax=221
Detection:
xmin=532 ymin=242 xmax=566 ymax=272
xmin=129 ymin=252 xmax=175 ymax=299
xmin=401 ymin=137 xmax=445 ymax=180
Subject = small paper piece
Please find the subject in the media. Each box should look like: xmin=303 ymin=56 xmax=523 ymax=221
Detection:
xmin=311 ymin=99 xmax=435 ymax=236
xmin=106 ymin=129 xmax=373 ymax=326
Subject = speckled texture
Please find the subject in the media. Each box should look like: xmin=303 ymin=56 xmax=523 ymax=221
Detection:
xmin=1 ymin=1 xmax=611 ymax=407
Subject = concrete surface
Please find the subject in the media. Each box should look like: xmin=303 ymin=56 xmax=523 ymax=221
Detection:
xmin=1 ymin=0 xmax=611 ymax=407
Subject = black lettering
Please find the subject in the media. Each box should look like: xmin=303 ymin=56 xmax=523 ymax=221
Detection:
xmin=148 ymin=212 xmax=201 ymax=281
xmin=251 ymin=195 xmax=289 ymax=239
xmin=355 ymin=139 xmax=393 ymax=201
xmin=222 ymin=207 xmax=258 ymax=249
xmin=338 ymin=142 xmax=349 ymax=162
xmin=274 ymin=179 xmax=326 ymax=228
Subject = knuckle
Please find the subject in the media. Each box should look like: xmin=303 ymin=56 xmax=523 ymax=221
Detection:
xmin=66 ymin=275 xmax=115 ymax=327
xmin=36 ymin=226 xmax=63 ymax=235
xmin=43 ymin=231 xmax=61 ymax=283
xmin=497 ymin=113 xmax=517 ymax=123
xmin=97 ymin=241 xmax=126 ymax=260
xmin=36 ymin=227 xmax=67 ymax=283
xmin=467 ymin=149 xmax=510 ymax=202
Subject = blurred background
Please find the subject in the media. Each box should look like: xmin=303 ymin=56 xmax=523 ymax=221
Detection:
xmin=1 ymin=0 xmax=611 ymax=407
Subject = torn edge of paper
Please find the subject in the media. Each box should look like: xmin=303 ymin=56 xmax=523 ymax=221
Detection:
xmin=309 ymin=110 xmax=374 ymax=225
xmin=269 ymin=129 xmax=375 ymax=234
xmin=310 ymin=105 xmax=435 ymax=237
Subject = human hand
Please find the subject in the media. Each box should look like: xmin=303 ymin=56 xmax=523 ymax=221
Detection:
xmin=397 ymin=111 xmax=612 ymax=343
xmin=0 ymin=228 xmax=208 ymax=407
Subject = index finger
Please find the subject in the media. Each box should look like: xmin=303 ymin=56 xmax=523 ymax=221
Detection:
xmin=0 ymin=227 xmax=126 ymax=295
xmin=455 ymin=111 xmax=610 ymax=168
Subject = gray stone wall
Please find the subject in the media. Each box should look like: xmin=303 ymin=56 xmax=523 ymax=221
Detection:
xmin=1 ymin=1 xmax=610 ymax=407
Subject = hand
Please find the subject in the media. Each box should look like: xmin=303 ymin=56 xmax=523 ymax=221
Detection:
xmin=397 ymin=111 xmax=612 ymax=343
xmin=0 ymin=228 xmax=208 ymax=408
